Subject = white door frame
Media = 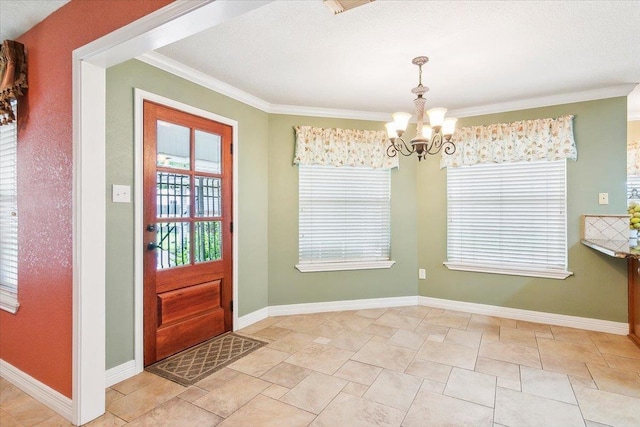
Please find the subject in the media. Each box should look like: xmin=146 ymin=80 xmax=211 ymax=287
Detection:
xmin=133 ymin=89 xmax=239 ymax=373
xmin=71 ymin=1 xmax=272 ymax=424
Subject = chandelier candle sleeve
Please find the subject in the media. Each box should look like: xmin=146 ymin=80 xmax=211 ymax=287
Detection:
xmin=386 ymin=56 xmax=456 ymax=161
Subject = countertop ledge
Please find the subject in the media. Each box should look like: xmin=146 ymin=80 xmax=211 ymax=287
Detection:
xmin=581 ymin=238 xmax=640 ymax=259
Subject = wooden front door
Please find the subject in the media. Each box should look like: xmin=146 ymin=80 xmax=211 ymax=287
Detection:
xmin=143 ymin=100 xmax=233 ymax=366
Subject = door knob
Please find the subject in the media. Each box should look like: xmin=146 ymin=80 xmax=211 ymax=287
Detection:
xmin=147 ymin=242 xmax=158 ymax=251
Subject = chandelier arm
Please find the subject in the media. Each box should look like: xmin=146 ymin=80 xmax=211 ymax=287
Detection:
xmin=387 ymin=137 xmax=415 ymax=157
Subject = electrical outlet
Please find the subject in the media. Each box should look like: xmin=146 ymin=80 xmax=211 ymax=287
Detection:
xmin=112 ymin=184 xmax=131 ymax=203
xmin=418 ymin=268 xmax=426 ymax=280
xmin=598 ymin=193 xmax=609 ymax=205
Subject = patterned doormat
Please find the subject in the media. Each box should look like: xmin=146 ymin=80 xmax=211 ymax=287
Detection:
xmin=146 ymin=332 xmax=267 ymax=386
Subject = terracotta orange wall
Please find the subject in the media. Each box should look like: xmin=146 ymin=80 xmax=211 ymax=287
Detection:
xmin=0 ymin=0 xmax=173 ymax=398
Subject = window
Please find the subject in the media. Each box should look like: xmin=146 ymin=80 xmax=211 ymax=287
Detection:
xmin=297 ymin=164 xmax=394 ymax=272
xmin=0 ymin=103 xmax=19 ymax=313
xmin=445 ymin=159 xmax=572 ymax=279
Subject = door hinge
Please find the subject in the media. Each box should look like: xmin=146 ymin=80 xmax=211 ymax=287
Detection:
xmin=230 ymin=221 xmax=233 ymax=233
xmin=230 ymin=300 xmax=234 ymax=312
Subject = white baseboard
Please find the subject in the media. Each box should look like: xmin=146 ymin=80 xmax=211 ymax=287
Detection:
xmin=105 ymin=360 xmax=139 ymax=388
xmin=268 ymin=296 xmax=418 ymax=317
xmin=418 ymin=296 xmax=628 ymax=335
xmin=0 ymin=359 xmax=73 ymax=422
xmin=236 ymin=307 xmax=269 ymax=330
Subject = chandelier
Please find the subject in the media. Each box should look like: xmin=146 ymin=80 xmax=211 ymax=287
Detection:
xmin=386 ymin=56 xmax=457 ymax=161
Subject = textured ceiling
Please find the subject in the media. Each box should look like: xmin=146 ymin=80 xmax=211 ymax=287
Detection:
xmin=0 ymin=0 xmax=69 ymax=41
xmin=156 ymin=0 xmax=640 ymax=118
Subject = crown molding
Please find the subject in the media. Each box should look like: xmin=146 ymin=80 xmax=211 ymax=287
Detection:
xmin=136 ymin=52 xmax=638 ymax=122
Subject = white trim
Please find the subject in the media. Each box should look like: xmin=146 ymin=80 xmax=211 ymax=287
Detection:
xmin=418 ymin=296 xmax=628 ymax=335
xmin=629 ymin=112 xmax=640 ymax=121
xmin=133 ymin=88 xmax=239 ymax=373
xmin=237 ymin=307 xmax=269 ymax=330
xmin=0 ymin=359 xmax=73 ymax=422
xmin=268 ymin=296 xmax=418 ymax=317
xmin=443 ymin=262 xmax=573 ymax=280
xmin=295 ymin=260 xmax=396 ymax=273
xmin=105 ymin=360 xmax=137 ymax=388
xmin=0 ymin=289 xmax=19 ymax=313
xmin=135 ymin=52 xmax=636 ymax=122
xmin=73 ymin=1 xmax=273 ymax=424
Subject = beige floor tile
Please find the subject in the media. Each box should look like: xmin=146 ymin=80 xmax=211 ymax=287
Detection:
xmin=373 ymin=312 xmax=422 ymax=331
xmin=589 ymin=332 xmax=640 ymax=360
xmin=550 ymin=325 xmax=595 ymax=344
xmin=520 ymin=365 xmax=576 ymax=404
xmin=574 ymin=385 xmax=640 ymax=427
xmin=516 ymin=320 xmax=552 ymax=333
xmin=261 ymin=384 xmax=289 ymax=399
xmin=414 ymin=321 xmax=450 ymax=337
xmin=351 ymin=341 xmax=416 ymax=372
xmin=475 ymin=357 xmax=520 ymax=381
xmin=342 ymin=382 xmax=369 ymax=397
xmin=238 ymin=317 xmax=282 ymax=335
xmin=500 ymin=326 xmax=537 ymax=348
xmin=569 ymin=375 xmax=597 ymax=390
xmin=177 ymin=386 xmax=208 ymax=403
xmin=470 ymin=314 xmax=516 ymax=328
xmin=0 ymin=409 xmax=21 ymax=427
xmin=587 ymin=362 xmax=640 ymax=398
xmin=604 ymin=353 xmax=640 ymax=373
xmin=107 ymin=378 xmax=185 ymax=422
xmin=479 ymin=339 xmax=541 ymax=369
xmin=497 ymin=377 xmax=521 ymax=391
xmin=354 ymin=307 xmax=388 ymax=319
xmin=466 ymin=321 xmax=501 ymax=341
xmin=126 ymin=397 xmax=222 ymax=427
xmin=260 ymin=362 xmax=313 ymax=388
xmin=444 ymin=367 xmax=496 ymax=408
xmin=397 ymin=305 xmax=431 ymax=319
xmin=585 ymin=421 xmax=615 ymax=427
xmin=444 ymin=328 xmax=482 ymax=349
xmin=194 ymin=367 xmax=241 ymax=391
xmin=363 ymin=323 xmax=397 ymax=337
xmin=535 ymin=331 xmax=554 ymax=340
xmin=334 ymin=360 xmax=382 ymax=386
xmin=386 ymin=329 xmax=426 ymax=350
xmin=424 ymin=312 xmax=471 ymax=329
xmin=310 ymin=392 xmax=405 ymax=427
xmin=83 ymin=411 xmax=127 ymax=426
xmin=362 ymin=369 xmax=422 ymax=411
xmin=416 ymin=341 xmax=478 ymax=370
xmin=2 ymin=392 xmax=58 ymax=426
xmin=405 ymin=359 xmax=452 ymax=383
xmin=280 ymin=371 xmax=347 ymax=414
xmin=537 ymin=338 xmax=606 ymax=366
xmin=420 ymin=379 xmax=446 ymax=394
xmin=329 ymin=329 xmax=372 ymax=351
xmin=227 ymin=347 xmax=290 ymax=377
xmin=273 ymin=314 xmax=327 ymax=332
xmin=0 ymin=380 xmax=26 ymax=407
xmin=109 ymin=371 xmax=165 ymax=395
xmin=217 ymin=395 xmax=315 ymax=427
xmin=193 ymin=372 xmax=270 ymax=418
xmin=540 ymin=352 xmax=594 ymax=379
xmin=266 ymin=331 xmax=317 ymax=354
xmin=285 ymin=343 xmax=354 ymax=375
xmin=33 ymin=413 xmax=74 ymax=426
xmin=494 ymin=387 xmax=584 ymax=427
xmin=252 ymin=326 xmax=292 ymax=341
xmin=105 ymin=388 xmax=124 ymax=406
xmin=426 ymin=335 xmax=445 ymax=343
xmin=403 ymin=388 xmax=493 ymax=427
xmin=303 ymin=323 xmax=347 ymax=339
xmin=324 ymin=313 xmax=373 ymax=332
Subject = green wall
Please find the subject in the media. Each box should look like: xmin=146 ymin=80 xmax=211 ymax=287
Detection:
xmin=417 ymin=98 xmax=629 ymax=322
xmin=267 ymin=115 xmax=418 ymax=306
xmin=105 ymin=59 xmax=270 ymax=368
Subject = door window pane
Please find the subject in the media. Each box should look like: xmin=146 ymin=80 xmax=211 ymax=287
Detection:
xmin=156 ymin=222 xmax=190 ymax=269
xmin=195 ymin=130 xmax=221 ymax=174
xmin=195 ymin=176 xmax=221 ymax=217
xmin=194 ymin=221 xmax=222 ymax=262
xmin=157 ymin=172 xmax=190 ymax=218
xmin=157 ymin=120 xmax=190 ymax=169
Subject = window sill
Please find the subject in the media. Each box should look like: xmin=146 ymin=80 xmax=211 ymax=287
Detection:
xmin=296 ymin=260 xmax=396 ymax=273
xmin=0 ymin=290 xmax=20 ymax=314
xmin=443 ymin=262 xmax=573 ymax=280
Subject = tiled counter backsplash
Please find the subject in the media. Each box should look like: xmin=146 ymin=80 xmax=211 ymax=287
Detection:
xmin=582 ymin=214 xmax=630 ymax=241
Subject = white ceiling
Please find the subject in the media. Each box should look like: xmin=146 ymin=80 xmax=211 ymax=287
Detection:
xmin=3 ymin=0 xmax=640 ymax=119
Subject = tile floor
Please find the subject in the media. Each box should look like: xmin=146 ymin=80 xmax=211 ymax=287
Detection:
xmin=2 ymin=305 xmax=640 ymax=426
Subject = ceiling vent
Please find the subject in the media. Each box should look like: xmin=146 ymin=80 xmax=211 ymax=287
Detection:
xmin=323 ymin=0 xmax=374 ymax=15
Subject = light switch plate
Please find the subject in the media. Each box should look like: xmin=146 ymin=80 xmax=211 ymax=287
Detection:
xmin=598 ymin=193 xmax=609 ymax=205
xmin=418 ymin=268 xmax=426 ymax=280
xmin=112 ymin=185 xmax=131 ymax=203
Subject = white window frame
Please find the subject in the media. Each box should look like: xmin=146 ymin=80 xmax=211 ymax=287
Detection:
xmin=445 ymin=159 xmax=572 ymax=280
xmin=0 ymin=101 xmax=19 ymax=313
xmin=296 ymin=164 xmax=395 ymax=272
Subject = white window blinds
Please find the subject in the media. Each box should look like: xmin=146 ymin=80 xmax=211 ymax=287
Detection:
xmin=0 ymin=106 xmax=18 ymax=312
xmin=445 ymin=159 xmax=571 ymax=279
xmin=297 ymin=165 xmax=392 ymax=271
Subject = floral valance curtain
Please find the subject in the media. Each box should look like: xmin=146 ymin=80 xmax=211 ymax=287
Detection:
xmin=628 ymin=139 xmax=640 ymax=176
xmin=1 ymin=40 xmax=27 ymax=126
xmin=440 ymin=115 xmax=577 ymax=168
xmin=293 ymin=126 xmax=398 ymax=169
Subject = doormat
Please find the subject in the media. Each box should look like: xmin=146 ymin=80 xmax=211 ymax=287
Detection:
xmin=146 ymin=332 xmax=267 ymax=386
